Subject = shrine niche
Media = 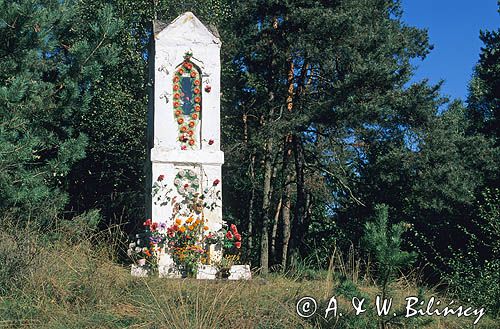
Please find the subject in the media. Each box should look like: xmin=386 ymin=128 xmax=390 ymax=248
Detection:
xmin=173 ymin=52 xmax=202 ymax=149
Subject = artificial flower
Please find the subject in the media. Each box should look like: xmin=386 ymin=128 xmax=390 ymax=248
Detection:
xmin=157 ymin=175 xmax=165 ymax=181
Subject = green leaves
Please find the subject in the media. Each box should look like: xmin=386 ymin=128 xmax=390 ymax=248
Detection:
xmin=363 ymin=204 xmax=416 ymax=287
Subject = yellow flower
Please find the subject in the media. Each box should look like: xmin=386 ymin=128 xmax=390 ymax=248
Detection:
xmin=175 ymin=218 xmax=182 ymax=225
xmin=195 ymin=219 xmax=201 ymax=225
xmin=179 ymin=226 xmax=186 ymax=233
xmin=186 ymin=217 xmax=193 ymax=224
xmin=203 ymin=226 xmax=209 ymax=231
xmin=188 ymin=225 xmax=194 ymax=231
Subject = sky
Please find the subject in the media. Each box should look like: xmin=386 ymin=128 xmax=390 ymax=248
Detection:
xmin=402 ymin=0 xmax=499 ymax=102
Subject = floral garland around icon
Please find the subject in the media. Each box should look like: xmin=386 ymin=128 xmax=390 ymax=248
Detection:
xmin=173 ymin=51 xmax=201 ymax=150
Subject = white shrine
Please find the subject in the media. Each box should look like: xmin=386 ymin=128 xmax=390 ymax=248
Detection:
xmin=148 ymin=12 xmax=223 ymax=227
xmin=139 ymin=12 xmax=250 ymax=280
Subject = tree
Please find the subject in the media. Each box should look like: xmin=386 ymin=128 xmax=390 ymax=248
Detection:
xmin=0 ymin=0 xmax=122 ymax=226
xmin=221 ymin=0 xmax=439 ymax=273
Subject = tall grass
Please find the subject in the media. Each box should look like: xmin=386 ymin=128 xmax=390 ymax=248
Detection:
xmin=0 ymin=221 xmax=497 ymax=328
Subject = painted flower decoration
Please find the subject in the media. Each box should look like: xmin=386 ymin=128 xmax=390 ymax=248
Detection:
xmin=204 ymin=85 xmax=211 ymax=93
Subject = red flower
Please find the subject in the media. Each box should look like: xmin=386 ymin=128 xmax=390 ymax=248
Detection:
xmin=194 ymin=79 xmax=200 ymax=86
xmin=144 ymin=219 xmax=152 ymax=226
xmin=174 ymin=93 xmax=180 ymax=99
xmin=189 ymin=139 xmax=195 ymax=145
xmin=157 ymin=175 xmax=165 ymax=181
xmin=208 ymin=139 xmax=214 ymax=145
xmin=194 ymin=87 xmax=200 ymax=94
xmin=226 ymin=231 xmax=233 ymax=240
xmin=230 ymin=224 xmax=238 ymax=234
xmin=194 ymin=96 xmax=201 ymax=103
xmin=151 ymin=222 xmax=158 ymax=231
xmin=184 ymin=183 xmax=189 ymax=188
xmin=194 ymin=105 xmax=201 ymax=112
xmin=205 ymin=85 xmax=211 ymax=93
xmin=173 ymin=102 xmax=180 ymax=108
xmin=213 ymin=179 xmax=220 ymax=186
xmin=235 ymin=242 xmax=241 ymax=249
xmin=173 ymin=85 xmax=179 ymax=91
xmin=177 ymin=117 xmax=184 ymax=124
xmin=235 ymin=233 xmax=242 ymax=241
xmin=192 ymin=113 xmax=198 ymax=120
xmin=173 ymin=76 xmax=180 ymax=82
xmin=190 ymin=71 xmax=197 ymax=78
xmin=178 ymin=68 xmax=184 ymax=74
xmin=181 ymin=145 xmax=187 ymax=150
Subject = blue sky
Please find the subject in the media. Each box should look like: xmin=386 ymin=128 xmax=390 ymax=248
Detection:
xmin=402 ymin=1 xmax=499 ymax=101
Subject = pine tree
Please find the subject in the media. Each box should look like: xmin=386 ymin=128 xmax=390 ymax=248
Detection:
xmin=0 ymin=0 xmax=122 ymax=226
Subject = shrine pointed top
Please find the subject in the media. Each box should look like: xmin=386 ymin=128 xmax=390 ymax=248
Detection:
xmin=153 ymin=12 xmax=221 ymax=45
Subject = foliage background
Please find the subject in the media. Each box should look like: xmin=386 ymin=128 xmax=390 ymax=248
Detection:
xmin=0 ymin=0 xmax=499 ymax=324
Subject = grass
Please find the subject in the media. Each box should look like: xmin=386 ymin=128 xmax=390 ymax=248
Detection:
xmin=0 ymin=230 xmax=498 ymax=328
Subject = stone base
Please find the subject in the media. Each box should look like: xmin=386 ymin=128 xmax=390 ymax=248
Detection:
xmin=131 ymin=264 xmax=149 ymax=277
xmin=197 ymin=265 xmax=218 ymax=279
xmin=131 ymin=263 xmax=252 ymax=280
xmin=228 ymin=265 xmax=251 ymax=280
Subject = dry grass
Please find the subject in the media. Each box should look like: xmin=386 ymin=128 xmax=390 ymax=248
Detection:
xmin=0 ymin=236 xmax=497 ymax=328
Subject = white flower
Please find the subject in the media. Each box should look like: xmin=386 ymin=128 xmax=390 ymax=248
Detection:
xmin=135 ymin=247 xmax=142 ymax=253
xmin=129 ymin=242 xmax=136 ymax=248
xmin=174 ymin=178 xmax=181 ymax=185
